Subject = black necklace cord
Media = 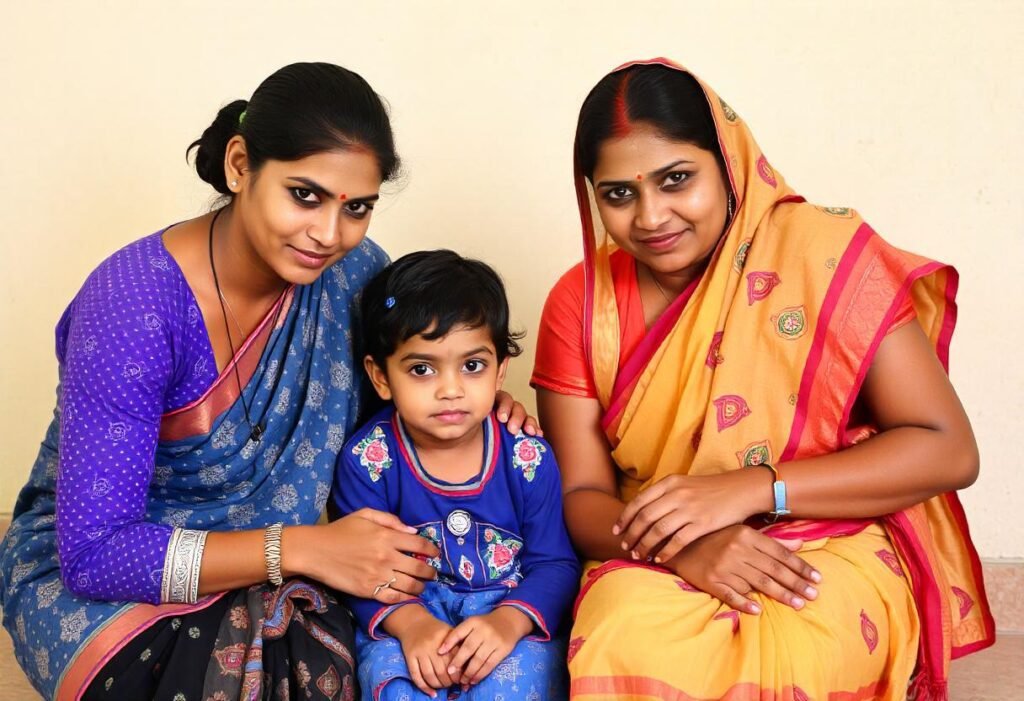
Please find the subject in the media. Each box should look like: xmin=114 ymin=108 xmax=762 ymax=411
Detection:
xmin=207 ymin=208 xmax=287 ymax=443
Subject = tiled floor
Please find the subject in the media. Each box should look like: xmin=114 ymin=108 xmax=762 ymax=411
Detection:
xmin=0 ymin=519 xmax=1020 ymax=700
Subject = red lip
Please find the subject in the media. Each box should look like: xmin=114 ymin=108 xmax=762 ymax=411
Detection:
xmin=637 ymin=230 xmax=686 ymax=250
xmin=288 ymin=245 xmax=332 ymax=269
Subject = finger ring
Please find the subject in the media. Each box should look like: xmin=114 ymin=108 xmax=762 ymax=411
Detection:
xmin=373 ymin=576 xmax=397 ymax=597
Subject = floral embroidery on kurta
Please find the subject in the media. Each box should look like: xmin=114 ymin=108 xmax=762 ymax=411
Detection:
xmin=482 ymin=528 xmax=523 ymax=580
xmin=512 ymin=435 xmax=546 ymax=482
xmin=351 ymin=426 xmax=392 ymax=482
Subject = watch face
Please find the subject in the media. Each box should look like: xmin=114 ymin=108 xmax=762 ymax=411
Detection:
xmin=446 ymin=509 xmax=472 ymax=537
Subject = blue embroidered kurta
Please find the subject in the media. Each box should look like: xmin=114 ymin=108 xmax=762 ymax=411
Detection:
xmin=331 ymin=407 xmax=580 ymax=641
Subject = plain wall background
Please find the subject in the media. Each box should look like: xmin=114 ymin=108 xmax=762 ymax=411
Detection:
xmin=1 ymin=2 xmax=1021 ymax=558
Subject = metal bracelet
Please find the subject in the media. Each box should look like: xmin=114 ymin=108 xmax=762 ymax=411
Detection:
xmin=264 ymin=522 xmax=285 ymax=587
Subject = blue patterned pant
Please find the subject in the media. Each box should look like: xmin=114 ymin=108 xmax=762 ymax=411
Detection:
xmin=356 ymin=583 xmax=568 ymax=701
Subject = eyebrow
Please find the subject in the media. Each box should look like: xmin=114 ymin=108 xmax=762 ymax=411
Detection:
xmin=398 ymin=346 xmax=496 ymax=363
xmin=595 ymin=159 xmax=694 ymax=189
xmin=287 ymin=176 xmax=380 ymax=203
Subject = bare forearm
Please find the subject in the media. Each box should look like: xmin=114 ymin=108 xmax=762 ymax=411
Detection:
xmin=778 ymin=425 xmax=978 ymax=520
xmin=564 ymin=489 xmax=629 ymax=561
xmin=198 ymin=525 xmax=311 ymax=596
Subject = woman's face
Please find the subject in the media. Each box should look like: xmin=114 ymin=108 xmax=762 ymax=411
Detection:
xmin=232 ymin=145 xmax=383 ymax=285
xmin=591 ymin=124 xmax=729 ymax=280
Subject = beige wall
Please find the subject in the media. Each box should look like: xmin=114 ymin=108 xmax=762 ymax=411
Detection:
xmin=2 ymin=2 xmax=1021 ymax=558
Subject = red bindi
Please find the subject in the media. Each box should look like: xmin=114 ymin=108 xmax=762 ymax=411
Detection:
xmin=339 ymin=193 xmax=347 ymax=200
xmin=636 ymin=174 xmax=643 ymax=181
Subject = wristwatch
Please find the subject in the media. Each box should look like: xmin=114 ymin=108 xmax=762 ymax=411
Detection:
xmin=758 ymin=463 xmax=790 ymax=522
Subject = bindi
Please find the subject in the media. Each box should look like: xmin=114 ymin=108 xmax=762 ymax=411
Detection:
xmin=338 ymin=193 xmax=347 ymax=201
xmin=636 ymin=174 xmax=643 ymax=181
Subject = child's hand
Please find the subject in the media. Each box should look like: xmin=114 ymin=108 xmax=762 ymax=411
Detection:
xmin=388 ymin=606 xmax=459 ymax=697
xmin=439 ymin=606 xmax=533 ymax=687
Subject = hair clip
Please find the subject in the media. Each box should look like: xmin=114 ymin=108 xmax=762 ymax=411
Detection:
xmin=385 ymin=296 xmax=396 ymax=309
xmin=238 ymin=110 xmax=247 ymax=125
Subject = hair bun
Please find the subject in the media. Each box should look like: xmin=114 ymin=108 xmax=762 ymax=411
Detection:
xmin=188 ymin=99 xmax=248 ymax=195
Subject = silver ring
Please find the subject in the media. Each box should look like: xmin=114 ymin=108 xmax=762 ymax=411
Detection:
xmin=373 ymin=576 xmax=397 ymax=597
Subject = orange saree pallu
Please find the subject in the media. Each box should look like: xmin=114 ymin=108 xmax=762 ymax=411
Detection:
xmin=566 ymin=59 xmax=993 ymax=700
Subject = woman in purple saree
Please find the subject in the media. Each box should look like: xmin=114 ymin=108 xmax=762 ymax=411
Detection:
xmin=0 ymin=62 xmax=534 ymax=701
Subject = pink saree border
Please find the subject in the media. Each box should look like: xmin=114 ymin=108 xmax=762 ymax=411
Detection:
xmin=159 ymin=288 xmax=294 ymax=442
xmin=58 ymin=593 xmax=228 ymax=701
xmin=570 ymin=675 xmax=885 ymax=700
xmin=780 ymin=223 xmax=873 ymax=462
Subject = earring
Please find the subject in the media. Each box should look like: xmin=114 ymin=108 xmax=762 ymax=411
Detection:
xmin=231 ymin=179 xmax=238 ymax=189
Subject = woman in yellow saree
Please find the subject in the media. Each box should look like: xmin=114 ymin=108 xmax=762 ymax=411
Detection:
xmin=532 ymin=59 xmax=994 ymax=700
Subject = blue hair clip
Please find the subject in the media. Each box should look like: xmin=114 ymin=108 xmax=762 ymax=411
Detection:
xmin=385 ymin=296 xmax=396 ymax=309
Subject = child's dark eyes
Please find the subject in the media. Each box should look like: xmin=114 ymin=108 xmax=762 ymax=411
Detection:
xmin=409 ymin=364 xmax=435 ymax=377
xmin=463 ymin=359 xmax=486 ymax=374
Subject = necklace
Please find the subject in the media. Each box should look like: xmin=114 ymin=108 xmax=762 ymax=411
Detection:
xmin=207 ymin=208 xmax=287 ymax=443
xmin=647 ymin=265 xmax=673 ymax=304
xmin=218 ymin=290 xmax=245 ymax=338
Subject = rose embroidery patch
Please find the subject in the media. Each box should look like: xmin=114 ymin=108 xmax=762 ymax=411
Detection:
xmin=512 ymin=435 xmax=546 ymax=482
xmin=352 ymin=426 xmax=392 ymax=482
xmin=482 ymin=528 xmax=523 ymax=580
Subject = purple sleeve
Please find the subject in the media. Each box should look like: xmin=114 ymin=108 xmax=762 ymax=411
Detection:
xmin=55 ymin=254 xmax=184 ymax=604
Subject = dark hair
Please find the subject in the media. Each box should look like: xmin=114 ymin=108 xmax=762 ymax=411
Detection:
xmin=360 ymin=250 xmax=524 ymax=368
xmin=576 ymin=65 xmax=724 ymax=180
xmin=188 ymin=62 xmax=400 ymax=195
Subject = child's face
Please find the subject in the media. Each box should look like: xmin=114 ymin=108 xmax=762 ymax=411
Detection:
xmin=364 ymin=324 xmax=509 ymax=446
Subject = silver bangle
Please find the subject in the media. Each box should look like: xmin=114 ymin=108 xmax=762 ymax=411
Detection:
xmin=264 ymin=522 xmax=284 ymax=586
xmin=161 ymin=528 xmax=209 ymax=604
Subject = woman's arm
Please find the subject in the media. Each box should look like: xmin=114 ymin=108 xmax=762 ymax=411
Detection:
xmin=537 ymin=388 xmax=819 ymax=611
xmin=197 ymin=510 xmax=439 ymax=602
xmin=619 ymin=321 xmax=980 ymax=562
xmin=535 ymin=389 xmax=627 ymax=562
xmin=781 ymin=319 xmax=978 ymax=514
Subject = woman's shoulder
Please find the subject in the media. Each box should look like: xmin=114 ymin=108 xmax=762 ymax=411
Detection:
xmin=57 ymin=229 xmax=202 ymax=361
xmin=72 ymin=230 xmax=191 ymax=312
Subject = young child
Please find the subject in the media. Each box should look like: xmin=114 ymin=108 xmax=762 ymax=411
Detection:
xmin=332 ymin=250 xmax=579 ymax=700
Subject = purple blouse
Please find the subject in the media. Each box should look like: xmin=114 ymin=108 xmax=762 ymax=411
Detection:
xmin=55 ymin=232 xmax=218 ymax=602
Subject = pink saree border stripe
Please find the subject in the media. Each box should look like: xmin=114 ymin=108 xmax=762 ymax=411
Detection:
xmin=159 ymin=288 xmax=294 ymax=441
xmin=935 ymin=267 xmax=959 ymax=372
xmin=945 ymin=489 xmax=997 ymax=658
xmin=836 ymin=260 xmax=947 ymax=448
xmin=570 ymin=676 xmax=885 ymax=700
xmin=762 ymin=518 xmax=871 ymax=542
xmin=780 ymin=224 xmax=873 ymax=462
xmin=600 ymin=276 xmax=701 ymax=431
xmin=59 ymin=592 xmax=228 ymax=701
xmin=882 ymin=511 xmax=948 ymax=689
xmin=573 ymin=559 xmax=670 ymax=619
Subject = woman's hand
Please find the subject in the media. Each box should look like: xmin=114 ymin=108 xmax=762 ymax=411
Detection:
xmin=667 ymin=525 xmax=821 ymax=614
xmin=494 ymin=390 xmax=542 ymax=436
xmin=614 ymin=469 xmax=773 ymax=563
xmin=284 ymin=508 xmax=439 ymax=604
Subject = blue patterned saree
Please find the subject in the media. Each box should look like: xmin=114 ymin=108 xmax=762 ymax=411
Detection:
xmin=0 ymin=237 xmax=388 ymax=700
